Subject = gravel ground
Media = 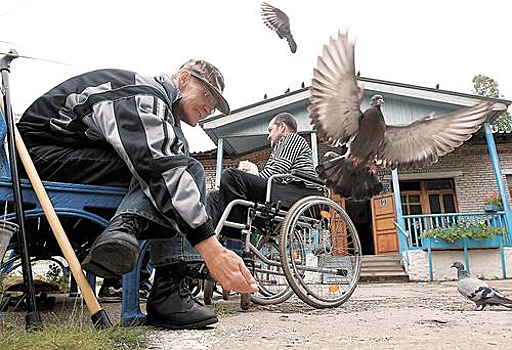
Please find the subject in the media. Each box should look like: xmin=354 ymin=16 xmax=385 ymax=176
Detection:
xmin=4 ymin=280 xmax=512 ymax=349
xmin=146 ymin=280 xmax=512 ymax=350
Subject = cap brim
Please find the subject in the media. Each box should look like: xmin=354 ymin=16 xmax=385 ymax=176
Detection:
xmin=192 ymin=74 xmax=230 ymax=115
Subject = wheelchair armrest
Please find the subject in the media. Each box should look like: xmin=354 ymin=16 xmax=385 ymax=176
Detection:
xmin=290 ymin=170 xmax=326 ymax=186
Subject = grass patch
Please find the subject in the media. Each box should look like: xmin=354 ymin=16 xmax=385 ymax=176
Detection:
xmin=0 ymin=319 xmax=150 ymax=350
xmin=208 ymin=302 xmax=239 ymax=316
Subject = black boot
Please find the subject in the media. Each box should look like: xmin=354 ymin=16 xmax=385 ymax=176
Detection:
xmin=82 ymin=214 xmax=148 ymax=279
xmin=146 ymin=266 xmax=218 ymax=329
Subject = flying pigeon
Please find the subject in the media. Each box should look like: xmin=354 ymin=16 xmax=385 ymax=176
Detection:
xmin=309 ymin=32 xmax=495 ymax=200
xmin=260 ymin=2 xmax=297 ymax=53
xmin=451 ymin=262 xmax=512 ymax=310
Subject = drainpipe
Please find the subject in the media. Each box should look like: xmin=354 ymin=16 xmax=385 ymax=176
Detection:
xmin=310 ymin=132 xmax=318 ymax=168
xmin=215 ymin=138 xmax=224 ymax=187
xmin=483 ymin=121 xmax=509 ymax=278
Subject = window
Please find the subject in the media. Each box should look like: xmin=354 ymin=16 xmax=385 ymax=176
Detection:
xmin=398 ymin=179 xmax=458 ymax=215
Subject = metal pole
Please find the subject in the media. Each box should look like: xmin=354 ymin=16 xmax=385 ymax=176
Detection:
xmin=483 ymin=122 xmax=512 ymax=235
xmin=215 ymin=138 xmax=224 ymax=187
xmin=0 ymin=49 xmax=41 ymax=329
xmin=310 ymin=132 xmax=318 ymax=168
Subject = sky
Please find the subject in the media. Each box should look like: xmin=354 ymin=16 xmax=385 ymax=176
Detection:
xmin=1 ymin=0 xmax=511 ymax=152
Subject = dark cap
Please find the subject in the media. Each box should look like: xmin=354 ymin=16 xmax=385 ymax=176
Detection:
xmin=180 ymin=59 xmax=230 ymax=115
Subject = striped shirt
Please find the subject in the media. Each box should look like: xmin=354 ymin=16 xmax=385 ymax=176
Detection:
xmin=260 ymin=133 xmax=317 ymax=180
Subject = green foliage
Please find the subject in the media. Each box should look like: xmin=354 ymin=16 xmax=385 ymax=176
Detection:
xmin=420 ymin=221 xmax=507 ymax=243
xmin=483 ymin=191 xmax=502 ymax=206
xmin=472 ymin=74 xmax=512 ymax=131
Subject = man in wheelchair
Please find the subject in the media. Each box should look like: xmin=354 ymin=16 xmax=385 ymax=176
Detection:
xmin=16 ymin=59 xmax=257 ymax=329
xmin=213 ymin=112 xmax=320 ymax=240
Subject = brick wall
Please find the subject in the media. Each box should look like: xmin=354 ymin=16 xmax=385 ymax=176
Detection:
xmin=315 ymin=141 xmax=512 ymax=212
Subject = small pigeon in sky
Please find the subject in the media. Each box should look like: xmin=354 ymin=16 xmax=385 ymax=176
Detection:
xmin=284 ymin=87 xmax=290 ymax=94
xmin=309 ymin=32 xmax=494 ymax=200
xmin=301 ymin=82 xmax=305 ymax=89
xmin=451 ymin=262 xmax=512 ymax=310
xmin=264 ymin=93 xmax=268 ymax=100
xmin=260 ymin=2 xmax=297 ymax=53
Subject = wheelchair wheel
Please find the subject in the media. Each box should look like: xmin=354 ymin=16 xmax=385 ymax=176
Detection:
xmin=203 ymin=279 xmax=214 ymax=305
xmin=279 ymin=196 xmax=362 ymax=308
xmin=250 ymin=235 xmax=294 ymax=305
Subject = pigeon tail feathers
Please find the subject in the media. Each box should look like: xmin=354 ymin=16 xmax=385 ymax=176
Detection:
xmin=317 ymin=157 xmax=382 ymax=200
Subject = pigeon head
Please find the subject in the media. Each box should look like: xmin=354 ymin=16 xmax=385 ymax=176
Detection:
xmin=451 ymin=261 xmax=465 ymax=270
xmin=369 ymin=94 xmax=384 ymax=107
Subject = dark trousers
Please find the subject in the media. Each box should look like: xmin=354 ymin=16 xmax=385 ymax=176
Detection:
xmin=20 ymin=144 xmax=131 ymax=187
xmin=216 ymin=168 xmax=267 ymax=239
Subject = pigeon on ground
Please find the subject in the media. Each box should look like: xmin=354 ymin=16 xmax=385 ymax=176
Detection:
xmin=309 ymin=32 xmax=495 ymax=200
xmin=451 ymin=261 xmax=512 ymax=311
xmin=260 ymin=2 xmax=297 ymax=53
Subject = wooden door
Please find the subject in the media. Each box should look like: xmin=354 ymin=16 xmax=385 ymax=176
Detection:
xmin=371 ymin=193 xmax=398 ymax=254
xmin=330 ymin=194 xmax=347 ymax=255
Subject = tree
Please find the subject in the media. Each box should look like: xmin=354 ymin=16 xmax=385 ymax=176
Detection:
xmin=472 ymin=74 xmax=512 ymax=131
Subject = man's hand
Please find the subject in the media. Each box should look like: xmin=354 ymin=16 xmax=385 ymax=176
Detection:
xmin=195 ymin=236 xmax=258 ymax=293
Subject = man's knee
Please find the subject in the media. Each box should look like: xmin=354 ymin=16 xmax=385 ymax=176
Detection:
xmin=220 ymin=168 xmax=242 ymax=184
xmin=187 ymin=158 xmax=205 ymax=176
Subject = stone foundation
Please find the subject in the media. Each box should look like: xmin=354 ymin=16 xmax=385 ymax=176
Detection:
xmin=403 ymin=247 xmax=512 ymax=281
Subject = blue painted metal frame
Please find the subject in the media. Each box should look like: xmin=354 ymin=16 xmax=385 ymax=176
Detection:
xmin=483 ymin=122 xmax=512 ymax=236
xmin=0 ymin=175 xmax=151 ymax=325
xmin=215 ymin=137 xmax=224 ymax=187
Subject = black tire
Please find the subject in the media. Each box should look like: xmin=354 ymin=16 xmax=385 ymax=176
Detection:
xmin=279 ymin=196 xmax=362 ymax=308
xmin=203 ymin=279 xmax=214 ymax=305
xmin=240 ymin=293 xmax=251 ymax=310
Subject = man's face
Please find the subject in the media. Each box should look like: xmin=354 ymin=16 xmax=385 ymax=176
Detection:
xmin=267 ymin=118 xmax=285 ymax=148
xmin=179 ymin=75 xmax=218 ymax=127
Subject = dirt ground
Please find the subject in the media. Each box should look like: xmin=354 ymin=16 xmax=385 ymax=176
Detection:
xmin=145 ymin=280 xmax=512 ymax=350
xmin=4 ymin=280 xmax=512 ymax=349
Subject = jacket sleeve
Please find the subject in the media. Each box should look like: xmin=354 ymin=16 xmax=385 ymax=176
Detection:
xmin=259 ymin=133 xmax=308 ymax=179
xmin=90 ymin=94 xmax=214 ymax=246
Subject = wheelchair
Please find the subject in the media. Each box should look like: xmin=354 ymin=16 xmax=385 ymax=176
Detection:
xmin=204 ymin=170 xmax=362 ymax=309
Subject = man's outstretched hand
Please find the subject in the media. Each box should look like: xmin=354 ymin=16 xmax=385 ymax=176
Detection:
xmin=195 ymin=236 xmax=258 ymax=293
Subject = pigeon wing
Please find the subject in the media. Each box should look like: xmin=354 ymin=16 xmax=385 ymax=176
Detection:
xmin=376 ymin=100 xmax=494 ymax=169
xmin=308 ymin=32 xmax=363 ymax=146
xmin=457 ymin=277 xmax=490 ymax=303
xmin=260 ymin=2 xmax=291 ymax=37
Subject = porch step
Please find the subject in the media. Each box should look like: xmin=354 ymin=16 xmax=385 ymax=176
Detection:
xmin=359 ymin=254 xmax=409 ymax=282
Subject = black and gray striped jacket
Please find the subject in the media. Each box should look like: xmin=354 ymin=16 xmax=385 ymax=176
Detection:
xmin=17 ymin=69 xmax=214 ymax=246
xmin=260 ymin=132 xmax=317 ymax=180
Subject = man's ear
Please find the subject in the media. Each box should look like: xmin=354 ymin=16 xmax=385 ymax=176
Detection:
xmin=178 ymin=70 xmax=191 ymax=89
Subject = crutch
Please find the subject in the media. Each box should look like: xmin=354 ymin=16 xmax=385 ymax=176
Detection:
xmin=1 ymin=50 xmax=112 ymax=329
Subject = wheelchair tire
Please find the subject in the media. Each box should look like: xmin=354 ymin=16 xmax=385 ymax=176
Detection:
xmin=279 ymin=196 xmax=362 ymax=308
xmin=203 ymin=279 xmax=214 ymax=305
xmin=240 ymin=293 xmax=251 ymax=310
xmin=250 ymin=235 xmax=295 ymax=305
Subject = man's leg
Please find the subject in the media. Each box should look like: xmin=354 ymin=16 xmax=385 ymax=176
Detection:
xmin=216 ymin=168 xmax=267 ymax=239
xmin=145 ymin=157 xmax=217 ymax=329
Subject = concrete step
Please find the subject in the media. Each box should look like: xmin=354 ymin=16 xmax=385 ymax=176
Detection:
xmin=358 ymin=254 xmax=408 ymax=282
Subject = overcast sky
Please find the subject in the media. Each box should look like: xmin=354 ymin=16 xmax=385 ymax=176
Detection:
xmin=2 ymin=0 xmax=511 ymax=152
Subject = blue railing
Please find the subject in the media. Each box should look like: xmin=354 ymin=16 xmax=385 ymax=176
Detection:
xmin=402 ymin=212 xmax=510 ymax=250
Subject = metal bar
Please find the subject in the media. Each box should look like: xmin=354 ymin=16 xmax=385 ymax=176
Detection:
xmin=0 ymin=50 xmax=41 ymax=329
xmin=463 ymin=238 xmax=470 ymax=274
xmin=215 ymin=137 xmax=224 ymax=187
xmin=427 ymin=238 xmax=433 ymax=281
xmin=310 ymin=132 xmax=318 ymax=168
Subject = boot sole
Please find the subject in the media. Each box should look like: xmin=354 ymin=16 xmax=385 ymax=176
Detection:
xmin=146 ymin=315 xmax=218 ymax=330
xmin=82 ymin=239 xmax=139 ymax=279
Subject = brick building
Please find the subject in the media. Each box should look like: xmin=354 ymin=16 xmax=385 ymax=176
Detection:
xmin=194 ymin=77 xmax=512 ymax=279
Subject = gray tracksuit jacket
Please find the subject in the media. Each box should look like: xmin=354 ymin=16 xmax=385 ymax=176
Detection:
xmin=17 ymin=69 xmax=214 ymax=246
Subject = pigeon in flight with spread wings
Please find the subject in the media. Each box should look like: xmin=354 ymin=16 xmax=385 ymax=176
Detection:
xmin=309 ymin=32 xmax=495 ymax=200
xmin=260 ymin=2 xmax=297 ymax=53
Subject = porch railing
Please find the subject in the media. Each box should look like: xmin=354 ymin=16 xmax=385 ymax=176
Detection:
xmin=402 ymin=212 xmax=510 ymax=250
